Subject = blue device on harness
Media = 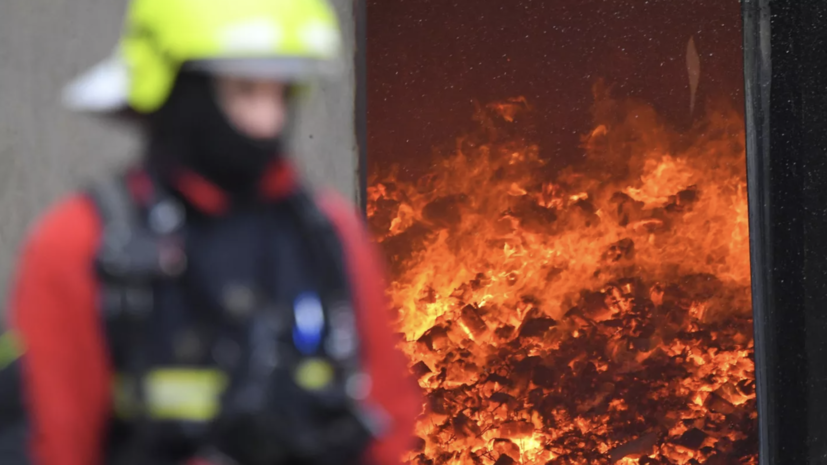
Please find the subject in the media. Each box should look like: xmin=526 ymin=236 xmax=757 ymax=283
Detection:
xmin=293 ymin=293 xmax=325 ymax=356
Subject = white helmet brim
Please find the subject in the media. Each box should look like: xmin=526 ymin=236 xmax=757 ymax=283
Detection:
xmin=62 ymin=55 xmax=341 ymax=114
xmin=62 ymin=54 xmax=130 ymax=113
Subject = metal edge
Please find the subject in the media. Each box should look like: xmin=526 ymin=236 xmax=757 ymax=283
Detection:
xmin=741 ymin=0 xmax=774 ymax=463
xmin=354 ymin=0 xmax=368 ymax=214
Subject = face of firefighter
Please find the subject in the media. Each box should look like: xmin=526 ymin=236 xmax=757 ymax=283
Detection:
xmin=214 ymin=77 xmax=288 ymax=141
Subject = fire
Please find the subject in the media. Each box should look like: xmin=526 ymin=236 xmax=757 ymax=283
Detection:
xmin=368 ymin=82 xmax=757 ymax=464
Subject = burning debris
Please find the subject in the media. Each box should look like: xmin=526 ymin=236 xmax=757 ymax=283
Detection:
xmin=368 ymin=86 xmax=756 ymax=464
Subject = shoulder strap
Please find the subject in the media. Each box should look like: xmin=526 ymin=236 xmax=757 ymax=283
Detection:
xmin=86 ymin=175 xmax=139 ymax=242
xmin=86 ymin=175 xmax=149 ymax=324
xmin=87 ymin=174 xmax=187 ymax=289
xmin=85 ymin=172 xmax=157 ymax=371
xmin=286 ymin=188 xmax=348 ymax=288
xmin=284 ymin=188 xmax=389 ymax=439
xmin=85 ymin=173 xmax=188 ymax=465
xmin=85 ymin=171 xmax=189 ymax=356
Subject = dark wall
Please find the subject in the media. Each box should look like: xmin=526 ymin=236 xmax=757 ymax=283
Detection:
xmin=368 ymin=0 xmax=744 ymax=176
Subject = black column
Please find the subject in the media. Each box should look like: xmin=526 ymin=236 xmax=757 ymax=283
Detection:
xmin=743 ymin=1 xmax=827 ymax=463
xmin=796 ymin=2 xmax=827 ymax=461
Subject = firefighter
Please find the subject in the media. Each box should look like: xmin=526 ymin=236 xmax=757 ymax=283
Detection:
xmin=2 ymin=0 xmax=421 ymax=464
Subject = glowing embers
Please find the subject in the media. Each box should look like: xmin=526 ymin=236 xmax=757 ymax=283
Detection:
xmin=368 ymin=83 xmax=756 ymax=464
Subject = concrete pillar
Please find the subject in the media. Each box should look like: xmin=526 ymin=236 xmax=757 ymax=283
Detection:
xmin=0 ymin=0 xmax=357 ymax=299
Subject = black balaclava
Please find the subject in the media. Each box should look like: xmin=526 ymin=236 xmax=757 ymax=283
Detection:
xmin=145 ymin=71 xmax=285 ymax=196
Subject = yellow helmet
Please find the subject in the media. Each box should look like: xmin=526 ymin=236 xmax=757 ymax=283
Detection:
xmin=63 ymin=0 xmax=343 ymax=113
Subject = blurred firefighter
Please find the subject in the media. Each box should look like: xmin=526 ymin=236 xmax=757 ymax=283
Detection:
xmin=0 ymin=0 xmax=421 ymax=464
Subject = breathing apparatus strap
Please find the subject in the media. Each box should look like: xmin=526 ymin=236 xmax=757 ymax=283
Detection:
xmin=284 ymin=188 xmax=390 ymax=439
xmin=86 ymin=173 xmax=187 ymax=465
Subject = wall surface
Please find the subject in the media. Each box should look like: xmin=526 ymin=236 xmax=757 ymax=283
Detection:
xmin=0 ymin=0 xmax=356 ymax=301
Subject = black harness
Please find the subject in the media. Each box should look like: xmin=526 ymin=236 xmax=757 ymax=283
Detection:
xmin=86 ymin=173 xmax=385 ymax=465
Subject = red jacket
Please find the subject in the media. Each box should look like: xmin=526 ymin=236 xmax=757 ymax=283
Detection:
xmin=8 ymin=163 xmax=421 ymax=465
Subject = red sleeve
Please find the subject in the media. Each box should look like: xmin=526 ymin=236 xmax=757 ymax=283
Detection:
xmin=318 ymin=191 xmax=423 ymax=465
xmin=8 ymin=194 xmax=112 ymax=465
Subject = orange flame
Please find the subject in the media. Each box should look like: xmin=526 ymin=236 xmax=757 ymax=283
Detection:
xmin=369 ymin=84 xmax=756 ymax=465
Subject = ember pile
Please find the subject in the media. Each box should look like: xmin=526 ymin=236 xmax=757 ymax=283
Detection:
xmin=367 ymin=83 xmax=757 ymax=464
